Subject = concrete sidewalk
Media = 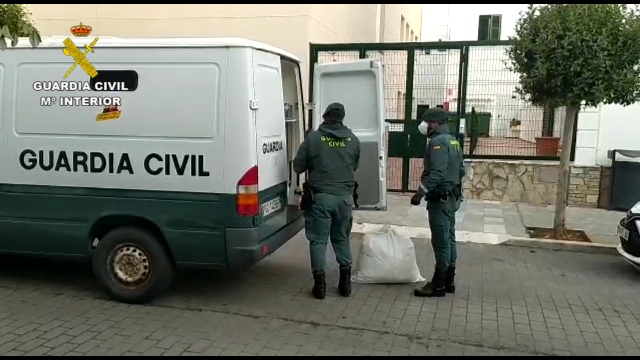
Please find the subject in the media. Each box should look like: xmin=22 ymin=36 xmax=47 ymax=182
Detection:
xmin=353 ymin=194 xmax=625 ymax=247
xmin=516 ymin=203 xmax=625 ymax=245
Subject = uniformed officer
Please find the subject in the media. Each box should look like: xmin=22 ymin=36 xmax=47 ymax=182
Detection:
xmin=293 ymin=102 xmax=361 ymax=300
xmin=410 ymin=107 xmax=465 ymax=298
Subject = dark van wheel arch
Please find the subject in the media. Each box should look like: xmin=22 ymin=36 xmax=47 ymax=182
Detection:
xmin=92 ymin=227 xmax=175 ymax=304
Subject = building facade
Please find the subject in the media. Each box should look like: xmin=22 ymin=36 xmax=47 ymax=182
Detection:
xmin=417 ymin=4 xmax=640 ymax=209
xmin=28 ymin=4 xmax=422 ymax=95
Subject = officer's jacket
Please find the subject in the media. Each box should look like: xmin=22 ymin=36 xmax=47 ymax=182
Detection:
xmin=418 ymin=125 xmax=465 ymax=196
xmin=293 ymin=121 xmax=361 ymax=195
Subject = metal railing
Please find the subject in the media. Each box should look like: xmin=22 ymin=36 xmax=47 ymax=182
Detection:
xmin=310 ymin=41 xmax=572 ymax=192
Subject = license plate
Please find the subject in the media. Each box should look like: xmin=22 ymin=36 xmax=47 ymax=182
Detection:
xmin=618 ymin=224 xmax=630 ymax=241
xmin=262 ymin=197 xmax=282 ymax=217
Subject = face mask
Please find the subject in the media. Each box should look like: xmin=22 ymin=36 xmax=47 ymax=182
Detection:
xmin=418 ymin=121 xmax=430 ymax=135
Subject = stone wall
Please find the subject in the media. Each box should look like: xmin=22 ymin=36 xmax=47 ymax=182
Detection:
xmin=462 ymin=159 xmax=602 ymax=207
xmin=568 ymin=166 xmax=602 ymax=208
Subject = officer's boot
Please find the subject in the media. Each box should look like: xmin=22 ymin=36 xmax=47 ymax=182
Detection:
xmin=312 ymin=270 xmax=326 ymax=300
xmin=446 ymin=266 xmax=456 ymax=294
xmin=338 ymin=266 xmax=351 ymax=297
xmin=413 ymin=269 xmax=446 ymax=298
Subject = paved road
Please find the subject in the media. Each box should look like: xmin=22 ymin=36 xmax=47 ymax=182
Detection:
xmin=0 ymin=234 xmax=639 ymax=356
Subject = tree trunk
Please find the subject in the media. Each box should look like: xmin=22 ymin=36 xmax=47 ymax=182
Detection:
xmin=542 ymin=104 xmax=554 ymax=136
xmin=553 ymin=105 xmax=579 ymax=239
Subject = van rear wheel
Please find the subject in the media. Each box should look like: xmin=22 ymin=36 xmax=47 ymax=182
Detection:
xmin=93 ymin=227 xmax=175 ymax=304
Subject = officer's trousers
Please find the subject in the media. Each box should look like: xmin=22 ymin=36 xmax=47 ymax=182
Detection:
xmin=304 ymin=192 xmax=354 ymax=271
xmin=427 ymin=197 xmax=461 ymax=273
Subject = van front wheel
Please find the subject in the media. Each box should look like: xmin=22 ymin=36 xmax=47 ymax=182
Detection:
xmin=92 ymin=227 xmax=175 ymax=304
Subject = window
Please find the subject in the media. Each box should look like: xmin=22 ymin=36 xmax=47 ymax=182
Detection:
xmin=89 ymin=70 xmax=138 ymax=91
xmin=477 ymin=14 xmax=502 ymax=41
xmin=400 ymin=16 xmax=405 ymax=41
xmin=415 ymin=35 xmax=418 ymax=42
xmin=410 ymin=30 xmax=414 ymax=42
xmin=405 ymin=23 xmax=410 ymax=41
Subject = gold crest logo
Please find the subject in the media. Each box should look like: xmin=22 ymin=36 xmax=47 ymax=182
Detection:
xmin=62 ymin=22 xmax=99 ymax=79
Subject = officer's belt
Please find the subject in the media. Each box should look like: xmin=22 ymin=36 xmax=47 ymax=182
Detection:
xmin=305 ymin=183 xmax=356 ymax=195
xmin=425 ymin=185 xmax=462 ymax=202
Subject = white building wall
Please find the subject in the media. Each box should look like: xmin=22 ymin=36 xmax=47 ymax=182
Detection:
xmin=418 ymin=5 xmax=539 ymax=141
xmin=573 ymin=107 xmax=601 ymax=166
xmin=574 ymin=104 xmax=640 ymax=167
xmin=420 ymin=4 xmax=640 ymax=165
xmin=421 ymin=4 xmax=525 ymax=42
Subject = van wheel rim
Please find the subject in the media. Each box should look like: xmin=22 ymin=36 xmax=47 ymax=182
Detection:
xmin=112 ymin=245 xmax=151 ymax=286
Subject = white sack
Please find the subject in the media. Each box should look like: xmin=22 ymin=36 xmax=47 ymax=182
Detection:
xmin=351 ymin=225 xmax=425 ymax=284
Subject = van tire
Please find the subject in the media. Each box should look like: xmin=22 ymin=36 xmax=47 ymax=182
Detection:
xmin=92 ymin=227 xmax=175 ymax=304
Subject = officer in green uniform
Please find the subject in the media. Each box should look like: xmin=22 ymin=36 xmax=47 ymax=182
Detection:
xmin=410 ymin=107 xmax=465 ymax=298
xmin=293 ymin=102 xmax=361 ymax=300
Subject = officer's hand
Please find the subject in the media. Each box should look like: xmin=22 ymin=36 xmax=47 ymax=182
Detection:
xmin=410 ymin=193 xmax=423 ymax=206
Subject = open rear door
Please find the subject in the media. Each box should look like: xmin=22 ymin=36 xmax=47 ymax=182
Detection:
xmin=312 ymin=60 xmax=387 ymax=210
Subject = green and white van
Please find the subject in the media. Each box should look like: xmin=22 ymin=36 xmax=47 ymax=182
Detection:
xmin=0 ymin=37 xmax=386 ymax=303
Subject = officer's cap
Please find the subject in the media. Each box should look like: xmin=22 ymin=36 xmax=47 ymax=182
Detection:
xmin=422 ymin=107 xmax=448 ymax=124
xmin=322 ymin=102 xmax=346 ymax=121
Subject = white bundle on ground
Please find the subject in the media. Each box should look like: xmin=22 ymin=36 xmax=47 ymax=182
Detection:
xmin=351 ymin=225 xmax=425 ymax=284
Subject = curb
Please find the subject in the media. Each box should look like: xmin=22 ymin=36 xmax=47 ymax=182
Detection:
xmin=351 ymin=222 xmax=618 ymax=254
xmin=502 ymin=237 xmax=618 ymax=255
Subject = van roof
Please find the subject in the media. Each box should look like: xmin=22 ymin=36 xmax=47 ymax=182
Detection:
xmin=9 ymin=36 xmax=300 ymax=63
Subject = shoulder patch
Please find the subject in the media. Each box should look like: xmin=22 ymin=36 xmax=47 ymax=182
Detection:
xmin=432 ymin=145 xmax=441 ymax=150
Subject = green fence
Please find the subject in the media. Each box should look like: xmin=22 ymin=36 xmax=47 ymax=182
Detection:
xmin=309 ymin=41 xmax=571 ymax=193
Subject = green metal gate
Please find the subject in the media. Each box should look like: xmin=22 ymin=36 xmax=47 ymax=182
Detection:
xmin=309 ymin=40 xmax=564 ymax=193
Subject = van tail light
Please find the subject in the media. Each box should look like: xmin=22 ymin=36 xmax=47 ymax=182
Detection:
xmin=236 ymin=166 xmax=259 ymax=216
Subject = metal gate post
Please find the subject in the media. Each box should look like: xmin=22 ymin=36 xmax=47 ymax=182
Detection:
xmin=402 ymin=49 xmax=415 ymax=193
xmin=456 ymin=46 xmax=470 ymax=155
xmin=308 ymin=44 xmax=319 ymax=134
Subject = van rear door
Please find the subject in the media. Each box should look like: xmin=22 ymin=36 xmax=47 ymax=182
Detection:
xmin=252 ymin=50 xmax=288 ymax=219
xmin=312 ymin=60 xmax=387 ymax=210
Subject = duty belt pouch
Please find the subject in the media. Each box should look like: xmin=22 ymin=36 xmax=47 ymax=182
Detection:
xmin=425 ymin=192 xmax=440 ymax=202
xmin=455 ymin=184 xmax=464 ymax=200
xmin=353 ymin=182 xmax=360 ymax=209
xmin=300 ymin=183 xmax=314 ymax=212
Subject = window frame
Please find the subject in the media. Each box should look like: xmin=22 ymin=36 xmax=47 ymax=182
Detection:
xmin=477 ymin=14 xmax=502 ymax=41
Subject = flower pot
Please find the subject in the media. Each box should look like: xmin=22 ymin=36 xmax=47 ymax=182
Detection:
xmin=535 ymin=136 xmax=560 ymax=157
